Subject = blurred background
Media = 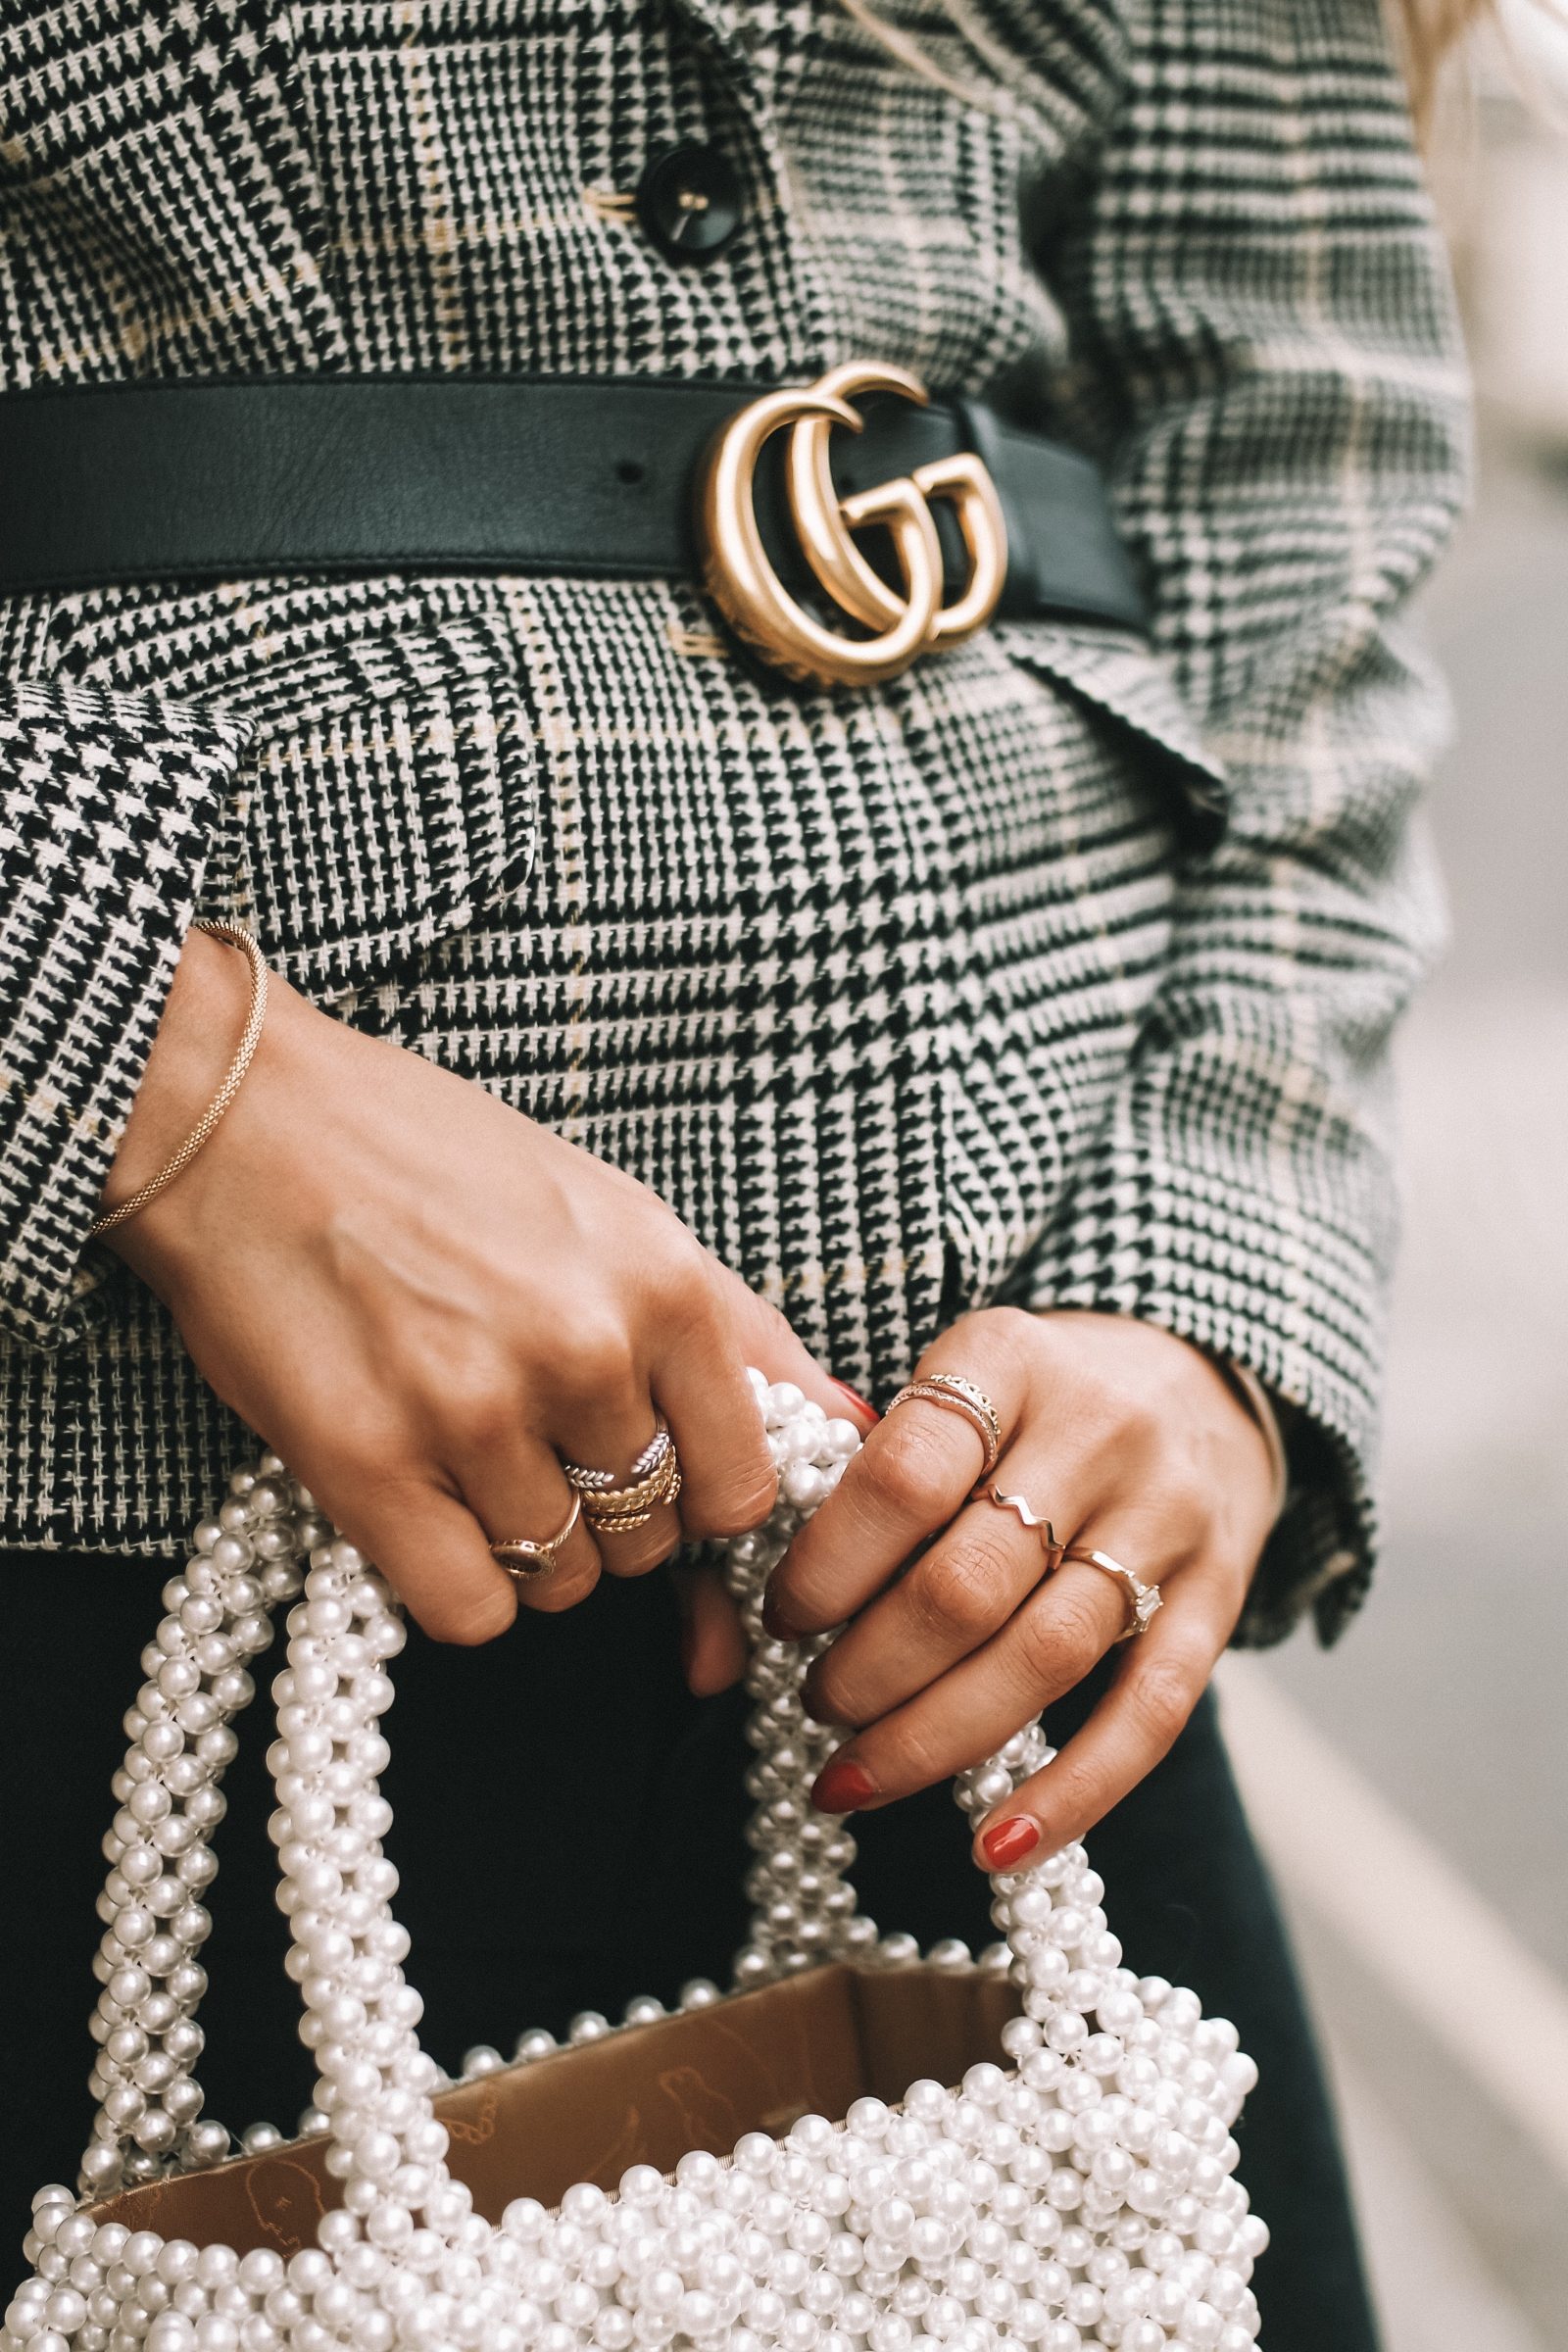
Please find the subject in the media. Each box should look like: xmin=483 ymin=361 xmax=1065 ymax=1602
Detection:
xmin=1213 ymin=10 xmax=1568 ymax=2343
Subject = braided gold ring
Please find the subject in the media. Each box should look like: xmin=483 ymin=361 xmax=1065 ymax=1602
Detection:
xmin=885 ymin=1372 xmax=1002 ymax=1476
xmin=564 ymin=1417 xmax=683 ymax=1534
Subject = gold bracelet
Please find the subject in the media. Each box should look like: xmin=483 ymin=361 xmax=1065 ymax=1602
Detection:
xmin=88 ymin=919 xmax=270 ymax=1241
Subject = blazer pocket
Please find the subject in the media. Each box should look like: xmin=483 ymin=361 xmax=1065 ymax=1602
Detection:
xmin=222 ymin=659 xmax=539 ymax=992
xmin=991 ymin=619 xmax=1230 ymax=848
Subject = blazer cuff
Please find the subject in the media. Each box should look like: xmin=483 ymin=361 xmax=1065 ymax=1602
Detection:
xmin=1011 ymin=1140 xmax=1384 ymax=1649
xmin=0 ymin=678 xmax=255 ymax=1349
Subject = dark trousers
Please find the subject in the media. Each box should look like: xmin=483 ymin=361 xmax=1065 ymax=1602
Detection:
xmin=3 ymin=1549 xmax=1378 ymax=2348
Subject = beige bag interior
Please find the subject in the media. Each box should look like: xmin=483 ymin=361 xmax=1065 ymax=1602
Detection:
xmin=88 ymin=1963 xmax=1020 ymax=2255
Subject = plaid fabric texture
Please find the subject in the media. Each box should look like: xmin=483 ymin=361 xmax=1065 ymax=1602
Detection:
xmin=0 ymin=0 xmax=1470 ymax=1642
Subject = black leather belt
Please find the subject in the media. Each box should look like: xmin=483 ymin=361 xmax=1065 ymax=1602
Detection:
xmin=0 ymin=370 xmax=1146 ymax=682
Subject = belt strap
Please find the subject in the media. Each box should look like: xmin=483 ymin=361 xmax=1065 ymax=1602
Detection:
xmin=0 ymin=373 xmax=1147 ymax=633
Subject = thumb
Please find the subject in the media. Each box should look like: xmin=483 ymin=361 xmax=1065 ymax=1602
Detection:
xmin=668 ymin=1560 xmax=748 ymax=1695
xmin=710 ymin=1256 xmax=881 ymax=1436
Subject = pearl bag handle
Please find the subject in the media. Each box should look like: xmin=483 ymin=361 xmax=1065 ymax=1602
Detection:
xmin=726 ymin=1375 xmax=1052 ymax=1982
xmin=76 ymin=1379 xmax=1053 ymax=2197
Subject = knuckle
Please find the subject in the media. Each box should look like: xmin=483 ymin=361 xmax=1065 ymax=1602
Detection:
xmin=1053 ymin=1587 xmax=1114 ymax=1667
xmin=559 ymin=1311 xmax=639 ymax=1400
xmin=598 ymin=1518 xmax=677 ymax=1577
xmin=514 ymin=1560 xmax=601 ymax=1615
xmin=686 ymin=1430 xmax=785 ymax=1543
xmin=1033 ymin=1752 xmax=1106 ymax=1840
xmin=916 ymin=1539 xmax=1010 ymax=1642
xmin=442 ymin=1375 xmax=519 ymax=1454
xmin=803 ymin=1654 xmax=857 ymax=1728
xmin=863 ymin=1415 xmax=957 ymax=1527
xmin=1124 ymin=1654 xmax=1200 ymax=1749
xmin=1013 ymin=1591 xmax=1103 ymax=1690
xmin=871 ymin=1717 xmax=951 ymax=1797
xmin=967 ymin=1303 xmax=1039 ymax=1374
xmin=641 ymin=1221 xmax=714 ymax=1314
xmin=1105 ymin=1387 xmax=1162 ymax=1454
xmin=685 ymin=1461 xmax=780 ymax=1542
xmin=432 ymin=1583 xmax=517 ymax=1647
xmin=323 ymin=1411 xmax=410 ymax=1489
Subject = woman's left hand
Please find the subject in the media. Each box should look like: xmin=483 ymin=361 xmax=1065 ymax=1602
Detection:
xmin=760 ymin=1308 xmax=1280 ymax=1872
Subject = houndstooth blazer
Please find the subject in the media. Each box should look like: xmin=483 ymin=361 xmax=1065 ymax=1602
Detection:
xmin=0 ymin=0 xmax=1470 ymax=1642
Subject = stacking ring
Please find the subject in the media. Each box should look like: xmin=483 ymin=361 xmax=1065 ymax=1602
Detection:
xmin=975 ymin=1484 xmax=1066 ymax=1577
xmin=1061 ymin=1545 xmax=1163 ymax=1642
xmin=490 ymin=1494 xmax=582 ymax=1582
xmin=886 ymin=1372 xmax=1002 ymax=1477
xmin=564 ymin=1416 xmax=682 ymax=1534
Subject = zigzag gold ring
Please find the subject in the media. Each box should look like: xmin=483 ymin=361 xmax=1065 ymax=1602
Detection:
xmin=975 ymin=1485 xmax=1067 ymax=1577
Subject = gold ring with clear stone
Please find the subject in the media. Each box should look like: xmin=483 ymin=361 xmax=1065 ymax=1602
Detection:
xmin=1061 ymin=1545 xmax=1163 ymax=1642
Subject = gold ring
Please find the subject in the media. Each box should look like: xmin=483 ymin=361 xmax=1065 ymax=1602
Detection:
xmin=564 ymin=1418 xmax=683 ymax=1534
xmin=490 ymin=1494 xmax=582 ymax=1582
xmin=975 ymin=1485 xmax=1066 ymax=1576
xmin=886 ymin=1372 xmax=1002 ymax=1476
xmin=1060 ymin=1545 xmax=1163 ymax=1642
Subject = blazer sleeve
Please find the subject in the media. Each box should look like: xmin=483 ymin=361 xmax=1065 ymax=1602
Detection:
xmin=1014 ymin=0 xmax=1473 ymax=1644
xmin=0 ymin=678 xmax=254 ymax=1350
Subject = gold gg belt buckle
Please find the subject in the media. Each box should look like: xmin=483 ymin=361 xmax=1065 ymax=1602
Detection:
xmin=694 ymin=361 xmax=1007 ymax=688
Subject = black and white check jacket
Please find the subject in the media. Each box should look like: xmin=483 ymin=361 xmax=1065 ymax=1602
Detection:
xmin=0 ymin=0 xmax=1470 ymax=1643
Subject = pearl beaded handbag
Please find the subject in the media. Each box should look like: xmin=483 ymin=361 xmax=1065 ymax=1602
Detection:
xmin=6 ymin=1373 xmax=1266 ymax=2352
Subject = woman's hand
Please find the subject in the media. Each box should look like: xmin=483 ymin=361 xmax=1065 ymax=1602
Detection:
xmin=103 ymin=930 xmax=865 ymax=1659
xmin=761 ymin=1307 xmax=1279 ymax=1869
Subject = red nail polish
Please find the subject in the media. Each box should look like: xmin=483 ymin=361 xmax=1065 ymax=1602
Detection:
xmin=981 ymin=1815 xmax=1042 ymax=1870
xmin=812 ymin=1754 xmax=877 ymax=1814
xmin=831 ymin=1379 xmax=881 ymax=1424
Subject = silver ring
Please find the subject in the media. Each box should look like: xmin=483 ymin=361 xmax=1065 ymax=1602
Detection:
xmin=563 ymin=1416 xmax=682 ymax=1533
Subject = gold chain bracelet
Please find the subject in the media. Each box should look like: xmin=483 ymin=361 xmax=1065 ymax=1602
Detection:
xmin=88 ymin=919 xmax=270 ymax=1241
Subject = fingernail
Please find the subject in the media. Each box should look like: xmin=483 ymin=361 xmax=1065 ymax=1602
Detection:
xmin=812 ymin=1753 xmax=877 ymax=1814
xmin=831 ymin=1379 xmax=881 ymax=1424
xmin=980 ymin=1814 xmax=1042 ymax=1870
xmin=761 ymin=1585 xmax=806 ymax=1639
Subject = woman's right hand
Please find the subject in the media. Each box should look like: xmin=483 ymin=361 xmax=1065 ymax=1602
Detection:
xmin=101 ymin=926 xmax=858 ymax=1651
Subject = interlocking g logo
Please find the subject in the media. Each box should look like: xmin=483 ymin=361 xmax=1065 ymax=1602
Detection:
xmin=695 ymin=362 xmax=1007 ymax=687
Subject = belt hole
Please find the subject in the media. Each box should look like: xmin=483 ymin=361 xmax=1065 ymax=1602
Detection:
xmin=616 ymin=459 xmax=645 ymax=485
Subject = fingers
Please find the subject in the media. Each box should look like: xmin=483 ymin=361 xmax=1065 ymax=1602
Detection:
xmin=669 ymin=1560 xmax=748 ymax=1696
xmin=764 ymin=1310 xmax=1038 ymax=1638
xmin=710 ymin=1254 xmax=881 ymax=1435
xmin=638 ymin=1245 xmax=780 ymax=1543
xmin=550 ymin=1391 xmax=682 ymax=1578
xmin=453 ymin=1435 xmax=603 ymax=1617
xmin=969 ymin=1567 xmax=1238 ymax=1868
xmin=802 ymin=1484 xmax=1050 ymax=1729
xmin=343 ymin=1480 xmax=524 ymax=1646
xmin=810 ymin=1550 xmax=1134 ymax=1814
